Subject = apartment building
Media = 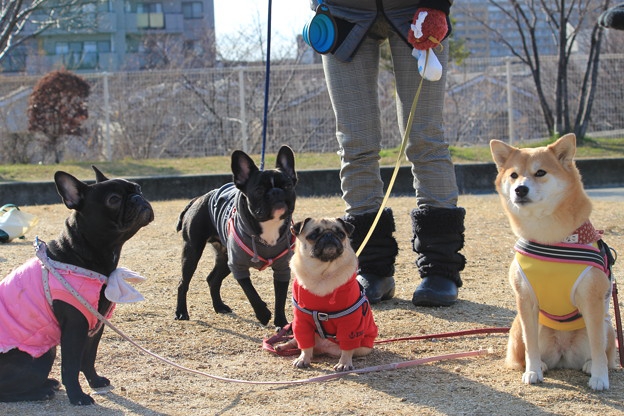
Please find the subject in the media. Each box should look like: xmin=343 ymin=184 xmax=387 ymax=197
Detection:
xmin=452 ymin=0 xmax=558 ymax=58
xmin=3 ymin=0 xmax=216 ymax=74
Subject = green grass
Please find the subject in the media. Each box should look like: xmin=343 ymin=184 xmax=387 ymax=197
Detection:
xmin=1 ymin=137 xmax=623 ymax=183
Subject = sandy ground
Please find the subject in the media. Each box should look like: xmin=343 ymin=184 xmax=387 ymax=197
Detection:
xmin=1 ymin=193 xmax=623 ymax=416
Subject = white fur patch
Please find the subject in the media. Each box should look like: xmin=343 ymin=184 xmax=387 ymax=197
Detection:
xmin=259 ymin=216 xmax=284 ymax=246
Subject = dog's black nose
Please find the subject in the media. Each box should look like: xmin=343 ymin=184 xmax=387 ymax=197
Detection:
xmin=515 ymin=185 xmax=529 ymax=198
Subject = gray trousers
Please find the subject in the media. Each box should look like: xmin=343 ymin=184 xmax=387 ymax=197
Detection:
xmin=322 ymin=17 xmax=459 ymax=216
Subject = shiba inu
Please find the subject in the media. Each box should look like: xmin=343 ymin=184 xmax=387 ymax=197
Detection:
xmin=490 ymin=134 xmax=617 ymax=391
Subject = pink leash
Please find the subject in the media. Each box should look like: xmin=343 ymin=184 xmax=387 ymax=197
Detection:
xmin=34 ymin=239 xmax=491 ymax=385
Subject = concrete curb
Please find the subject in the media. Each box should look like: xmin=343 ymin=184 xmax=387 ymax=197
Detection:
xmin=2 ymin=158 xmax=624 ymax=206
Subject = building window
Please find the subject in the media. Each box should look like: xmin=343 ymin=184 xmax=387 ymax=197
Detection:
xmin=55 ymin=40 xmax=110 ymax=69
xmin=137 ymin=3 xmax=165 ymax=29
xmin=182 ymin=2 xmax=203 ymax=19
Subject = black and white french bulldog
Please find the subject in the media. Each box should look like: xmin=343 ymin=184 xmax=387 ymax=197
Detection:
xmin=0 ymin=166 xmax=154 ymax=405
xmin=175 ymin=145 xmax=297 ymax=328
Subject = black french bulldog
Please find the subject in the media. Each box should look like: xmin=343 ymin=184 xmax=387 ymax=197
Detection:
xmin=0 ymin=166 xmax=154 ymax=405
xmin=175 ymin=145 xmax=297 ymax=328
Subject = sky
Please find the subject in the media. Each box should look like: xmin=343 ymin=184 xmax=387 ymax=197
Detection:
xmin=213 ymin=0 xmax=312 ymax=59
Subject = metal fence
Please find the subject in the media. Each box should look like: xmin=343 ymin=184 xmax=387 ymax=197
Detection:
xmin=1 ymin=54 xmax=623 ymax=163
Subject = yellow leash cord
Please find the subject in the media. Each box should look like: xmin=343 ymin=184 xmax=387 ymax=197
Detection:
xmin=355 ymin=50 xmax=430 ymax=257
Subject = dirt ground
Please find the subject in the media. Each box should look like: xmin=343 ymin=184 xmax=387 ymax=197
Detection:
xmin=1 ymin=193 xmax=623 ymax=416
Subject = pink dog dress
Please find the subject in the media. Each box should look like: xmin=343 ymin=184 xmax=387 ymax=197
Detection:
xmin=0 ymin=257 xmax=114 ymax=358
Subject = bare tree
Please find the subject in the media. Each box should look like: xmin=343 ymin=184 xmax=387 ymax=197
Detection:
xmin=0 ymin=0 xmax=98 ymax=66
xmin=458 ymin=0 xmax=611 ymax=139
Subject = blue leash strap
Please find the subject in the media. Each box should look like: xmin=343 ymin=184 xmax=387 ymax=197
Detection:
xmin=260 ymin=0 xmax=272 ymax=171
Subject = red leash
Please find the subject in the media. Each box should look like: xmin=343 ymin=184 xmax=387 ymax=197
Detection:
xmin=374 ymin=327 xmax=510 ymax=344
xmin=613 ymin=280 xmax=624 ymax=368
xmin=262 ymin=324 xmax=510 ymax=356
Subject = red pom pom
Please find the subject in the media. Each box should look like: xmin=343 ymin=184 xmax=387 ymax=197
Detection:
xmin=408 ymin=8 xmax=448 ymax=50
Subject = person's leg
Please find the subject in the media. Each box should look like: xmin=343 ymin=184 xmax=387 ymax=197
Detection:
xmin=322 ymin=19 xmax=398 ymax=303
xmin=322 ymin=36 xmax=383 ymax=215
xmin=391 ymin=36 xmax=466 ymax=306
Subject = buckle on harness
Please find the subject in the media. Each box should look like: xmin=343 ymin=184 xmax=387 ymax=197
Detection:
xmin=315 ymin=312 xmax=329 ymax=321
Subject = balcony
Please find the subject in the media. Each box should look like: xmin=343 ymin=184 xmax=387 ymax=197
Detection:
xmin=124 ymin=12 xmax=184 ymax=34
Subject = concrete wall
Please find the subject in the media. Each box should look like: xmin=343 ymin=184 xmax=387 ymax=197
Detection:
xmin=2 ymin=158 xmax=623 ymax=206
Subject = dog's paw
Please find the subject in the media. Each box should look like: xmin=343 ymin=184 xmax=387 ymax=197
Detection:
xmin=586 ymin=361 xmax=610 ymax=391
xmin=174 ymin=312 xmax=190 ymax=320
xmin=45 ymin=378 xmax=61 ymax=391
xmin=293 ymin=357 xmax=311 ymax=369
xmin=333 ymin=362 xmax=354 ymax=372
xmin=521 ymin=370 xmax=543 ymax=385
xmin=588 ymin=375 xmax=609 ymax=391
xmin=274 ymin=315 xmax=289 ymax=329
xmin=68 ymin=391 xmax=95 ymax=406
xmin=213 ymin=302 xmax=233 ymax=314
xmin=87 ymin=375 xmax=110 ymax=389
xmin=255 ymin=307 xmax=272 ymax=326
xmin=275 ymin=338 xmax=298 ymax=352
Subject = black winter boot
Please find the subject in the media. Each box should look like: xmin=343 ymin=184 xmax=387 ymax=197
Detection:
xmin=410 ymin=206 xmax=466 ymax=307
xmin=343 ymin=208 xmax=398 ymax=304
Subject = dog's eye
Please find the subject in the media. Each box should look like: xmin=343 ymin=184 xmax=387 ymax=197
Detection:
xmin=535 ymin=169 xmax=546 ymax=177
xmin=510 ymin=172 xmax=518 ymax=179
xmin=108 ymin=194 xmax=122 ymax=207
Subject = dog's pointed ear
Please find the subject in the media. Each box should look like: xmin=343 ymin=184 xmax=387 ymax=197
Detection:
xmin=54 ymin=171 xmax=89 ymax=210
xmin=276 ymin=146 xmax=297 ymax=187
xmin=548 ymin=134 xmax=577 ymax=165
xmin=489 ymin=139 xmax=516 ymax=169
xmin=92 ymin=165 xmax=109 ymax=183
xmin=337 ymin=218 xmax=355 ymax=237
xmin=232 ymin=150 xmax=259 ymax=189
xmin=291 ymin=218 xmax=311 ymax=236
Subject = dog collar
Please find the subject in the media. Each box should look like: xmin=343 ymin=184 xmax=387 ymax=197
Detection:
xmin=34 ymin=238 xmax=146 ymax=304
xmin=563 ymin=221 xmax=603 ymax=244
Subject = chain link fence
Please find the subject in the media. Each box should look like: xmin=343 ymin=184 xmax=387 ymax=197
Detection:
xmin=1 ymin=54 xmax=623 ymax=163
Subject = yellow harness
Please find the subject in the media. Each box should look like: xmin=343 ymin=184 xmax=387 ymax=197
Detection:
xmin=514 ymin=239 xmax=609 ymax=331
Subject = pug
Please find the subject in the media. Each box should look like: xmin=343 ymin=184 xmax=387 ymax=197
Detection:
xmin=276 ymin=218 xmax=378 ymax=371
